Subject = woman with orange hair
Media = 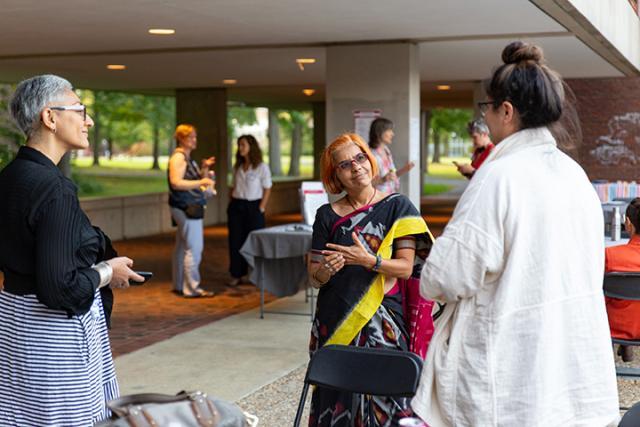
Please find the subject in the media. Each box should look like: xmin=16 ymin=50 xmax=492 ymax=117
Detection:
xmin=306 ymin=133 xmax=434 ymax=426
xmin=168 ymin=124 xmax=216 ymax=297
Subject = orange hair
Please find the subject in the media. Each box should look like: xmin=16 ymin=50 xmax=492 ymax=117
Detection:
xmin=174 ymin=123 xmax=196 ymax=143
xmin=321 ymin=133 xmax=379 ymax=194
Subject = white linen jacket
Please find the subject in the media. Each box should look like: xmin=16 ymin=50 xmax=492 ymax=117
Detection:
xmin=413 ymin=127 xmax=619 ymax=426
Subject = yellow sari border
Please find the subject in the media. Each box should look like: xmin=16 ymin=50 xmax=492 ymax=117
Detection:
xmin=325 ymin=215 xmax=431 ymax=346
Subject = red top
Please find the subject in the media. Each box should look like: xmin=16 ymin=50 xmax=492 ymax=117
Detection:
xmin=605 ymin=235 xmax=640 ymax=339
xmin=470 ymin=143 xmax=495 ymax=170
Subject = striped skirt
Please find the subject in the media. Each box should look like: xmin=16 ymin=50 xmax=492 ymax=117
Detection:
xmin=0 ymin=290 xmax=119 ymax=426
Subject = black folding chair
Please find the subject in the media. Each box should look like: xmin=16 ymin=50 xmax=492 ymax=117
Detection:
xmin=603 ymin=272 xmax=640 ymax=379
xmin=620 ymin=400 xmax=640 ymax=426
xmin=293 ymin=344 xmax=423 ymax=427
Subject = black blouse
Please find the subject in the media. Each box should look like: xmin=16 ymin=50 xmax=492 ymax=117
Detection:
xmin=0 ymin=146 xmax=115 ymax=322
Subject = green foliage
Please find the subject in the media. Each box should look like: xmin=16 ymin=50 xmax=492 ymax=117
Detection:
xmin=430 ymin=108 xmax=473 ymax=138
xmin=0 ymin=83 xmax=23 ymax=147
xmin=0 ymin=143 xmax=16 ymax=172
xmin=84 ymin=90 xmax=175 ymax=153
xmin=71 ymin=172 xmax=105 ymax=196
xmin=228 ymin=106 xmax=258 ymax=141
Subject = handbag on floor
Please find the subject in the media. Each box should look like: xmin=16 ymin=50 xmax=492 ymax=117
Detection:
xmin=95 ymin=391 xmax=257 ymax=427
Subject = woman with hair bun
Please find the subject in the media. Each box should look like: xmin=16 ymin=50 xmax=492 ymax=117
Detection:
xmin=413 ymin=41 xmax=619 ymax=426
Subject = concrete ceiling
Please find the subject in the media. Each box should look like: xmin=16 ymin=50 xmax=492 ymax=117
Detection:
xmin=0 ymin=0 xmax=625 ymax=105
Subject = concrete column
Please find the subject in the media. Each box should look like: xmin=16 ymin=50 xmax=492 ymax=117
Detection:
xmin=312 ymin=102 xmax=326 ymax=180
xmin=420 ymin=109 xmax=431 ymax=189
xmin=176 ymin=88 xmax=228 ymax=225
xmin=267 ymin=109 xmax=282 ymax=176
xmin=326 ymin=43 xmax=421 ymax=208
xmin=472 ymin=81 xmax=487 ymax=119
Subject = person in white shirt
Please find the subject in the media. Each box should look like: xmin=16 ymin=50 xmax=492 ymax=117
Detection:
xmin=412 ymin=41 xmax=619 ymax=426
xmin=227 ymin=134 xmax=272 ymax=287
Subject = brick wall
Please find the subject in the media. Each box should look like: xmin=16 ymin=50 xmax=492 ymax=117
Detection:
xmin=567 ymin=77 xmax=640 ymax=181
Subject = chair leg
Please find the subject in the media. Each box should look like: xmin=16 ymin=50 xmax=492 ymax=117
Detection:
xmin=367 ymin=395 xmax=374 ymax=426
xmin=293 ymin=383 xmax=310 ymax=427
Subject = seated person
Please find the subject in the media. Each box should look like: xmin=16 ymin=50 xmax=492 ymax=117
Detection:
xmin=606 ymin=197 xmax=640 ymax=362
xmin=455 ymin=118 xmax=494 ymax=179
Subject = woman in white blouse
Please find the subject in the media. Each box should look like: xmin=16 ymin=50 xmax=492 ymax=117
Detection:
xmin=413 ymin=41 xmax=618 ymax=426
xmin=227 ymin=135 xmax=272 ymax=287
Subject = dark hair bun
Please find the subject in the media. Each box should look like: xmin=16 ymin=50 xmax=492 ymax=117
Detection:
xmin=502 ymin=41 xmax=544 ymax=65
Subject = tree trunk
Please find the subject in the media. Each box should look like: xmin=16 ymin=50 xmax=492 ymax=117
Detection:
xmin=106 ymin=125 xmax=114 ymax=160
xmin=443 ymin=133 xmax=450 ymax=158
xmin=151 ymin=121 xmax=160 ymax=170
xmin=289 ymin=122 xmax=303 ymax=176
xmin=92 ymin=109 xmax=101 ymax=166
xmin=267 ymin=109 xmax=282 ymax=176
xmin=432 ymin=129 xmax=441 ymax=164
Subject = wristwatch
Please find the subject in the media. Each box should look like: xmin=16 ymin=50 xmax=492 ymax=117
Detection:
xmin=371 ymin=254 xmax=382 ymax=272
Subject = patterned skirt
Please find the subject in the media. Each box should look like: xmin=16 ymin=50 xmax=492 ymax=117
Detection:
xmin=309 ymin=299 xmax=413 ymax=427
xmin=0 ymin=290 xmax=119 ymax=426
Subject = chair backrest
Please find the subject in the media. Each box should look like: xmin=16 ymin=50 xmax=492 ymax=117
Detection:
xmin=305 ymin=345 xmax=423 ymax=397
xmin=619 ymin=401 xmax=640 ymax=427
xmin=604 ymin=272 xmax=640 ymax=301
xmin=300 ymin=181 xmax=328 ymax=226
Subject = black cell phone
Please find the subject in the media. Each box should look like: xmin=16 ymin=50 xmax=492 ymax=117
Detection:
xmin=129 ymin=271 xmax=153 ymax=285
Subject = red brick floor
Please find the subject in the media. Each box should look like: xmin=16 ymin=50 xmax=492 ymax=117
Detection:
xmin=107 ymin=218 xmax=292 ymax=357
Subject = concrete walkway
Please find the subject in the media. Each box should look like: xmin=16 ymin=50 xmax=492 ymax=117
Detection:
xmin=114 ymin=290 xmax=312 ymax=402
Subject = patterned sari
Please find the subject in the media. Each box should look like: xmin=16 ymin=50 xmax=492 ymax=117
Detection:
xmin=309 ymin=193 xmax=433 ymax=427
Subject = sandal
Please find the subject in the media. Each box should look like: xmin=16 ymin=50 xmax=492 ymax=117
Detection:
xmin=184 ymin=289 xmax=215 ymax=298
xmin=227 ymin=278 xmax=241 ymax=287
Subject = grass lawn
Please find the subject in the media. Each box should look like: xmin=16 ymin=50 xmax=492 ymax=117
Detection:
xmin=424 ymin=183 xmax=453 ymax=195
xmin=73 ymin=155 xmax=169 ymax=171
xmin=71 ymin=155 xmax=468 ymax=198
xmin=426 ymin=156 xmax=469 ymax=180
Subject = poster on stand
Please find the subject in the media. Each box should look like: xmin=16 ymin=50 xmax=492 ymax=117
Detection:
xmin=353 ymin=109 xmax=382 ymax=142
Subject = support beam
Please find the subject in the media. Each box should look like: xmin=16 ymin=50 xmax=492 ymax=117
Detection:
xmin=326 ymin=42 xmax=421 ymax=208
xmin=176 ymin=88 xmax=228 ymax=225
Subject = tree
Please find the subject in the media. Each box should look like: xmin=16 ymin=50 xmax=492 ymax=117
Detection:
xmin=0 ymin=83 xmax=22 ymax=149
xmin=430 ymin=108 xmax=473 ymax=162
xmin=141 ymin=96 xmax=174 ymax=169
xmin=227 ymin=105 xmax=258 ymax=167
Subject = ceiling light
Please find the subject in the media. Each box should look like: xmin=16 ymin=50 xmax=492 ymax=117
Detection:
xmin=302 ymin=89 xmax=316 ymax=96
xmin=148 ymin=28 xmax=176 ymax=35
xmin=106 ymin=64 xmax=126 ymax=70
xmin=222 ymin=79 xmax=237 ymax=85
xmin=437 ymin=85 xmax=451 ymax=91
xmin=296 ymin=58 xmax=316 ymax=71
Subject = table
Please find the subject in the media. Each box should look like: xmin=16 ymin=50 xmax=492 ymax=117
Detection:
xmin=240 ymin=223 xmax=314 ymax=318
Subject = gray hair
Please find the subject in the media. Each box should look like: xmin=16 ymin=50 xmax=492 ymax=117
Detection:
xmin=9 ymin=74 xmax=73 ymax=138
xmin=467 ymin=118 xmax=489 ymax=135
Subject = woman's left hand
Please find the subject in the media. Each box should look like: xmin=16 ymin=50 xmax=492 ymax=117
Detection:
xmin=325 ymin=231 xmax=375 ymax=268
xmin=201 ymin=156 xmax=216 ymax=169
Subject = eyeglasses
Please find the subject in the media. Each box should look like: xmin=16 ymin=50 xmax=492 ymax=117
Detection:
xmin=49 ymin=104 xmax=87 ymax=121
xmin=336 ymin=152 xmax=368 ymax=171
xmin=477 ymin=101 xmax=496 ymax=116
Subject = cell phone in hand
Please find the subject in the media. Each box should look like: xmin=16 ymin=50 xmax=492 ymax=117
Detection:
xmin=129 ymin=271 xmax=153 ymax=285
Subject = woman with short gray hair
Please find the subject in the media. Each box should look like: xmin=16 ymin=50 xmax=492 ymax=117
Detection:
xmin=0 ymin=74 xmax=143 ymax=426
xmin=454 ymin=118 xmax=494 ymax=178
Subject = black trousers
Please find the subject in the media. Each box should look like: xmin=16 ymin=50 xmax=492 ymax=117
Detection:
xmin=227 ymin=198 xmax=265 ymax=278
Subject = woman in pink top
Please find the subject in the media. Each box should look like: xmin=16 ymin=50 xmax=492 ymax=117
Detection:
xmin=368 ymin=117 xmax=415 ymax=194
